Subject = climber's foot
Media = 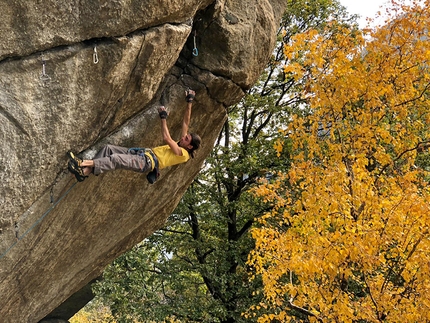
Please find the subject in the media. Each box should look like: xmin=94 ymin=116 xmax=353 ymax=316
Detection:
xmin=67 ymin=151 xmax=83 ymax=168
xmin=68 ymin=161 xmax=87 ymax=182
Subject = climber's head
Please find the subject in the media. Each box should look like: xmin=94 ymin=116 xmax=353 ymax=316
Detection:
xmin=179 ymin=133 xmax=201 ymax=158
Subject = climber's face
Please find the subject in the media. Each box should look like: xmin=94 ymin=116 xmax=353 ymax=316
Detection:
xmin=179 ymin=133 xmax=193 ymax=149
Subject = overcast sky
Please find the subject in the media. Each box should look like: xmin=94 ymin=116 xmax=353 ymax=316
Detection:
xmin=339 ymin=0 xmax=391 ymax=27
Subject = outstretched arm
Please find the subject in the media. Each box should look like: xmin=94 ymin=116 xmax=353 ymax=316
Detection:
xmin=181 ymin=89 xmax=195 ymax=138
xmin=158 ymin=106 xmax=183 ymax=156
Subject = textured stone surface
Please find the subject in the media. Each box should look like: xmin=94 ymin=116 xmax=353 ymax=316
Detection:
xmin=0 ymin=0 xmax=286 ymax=322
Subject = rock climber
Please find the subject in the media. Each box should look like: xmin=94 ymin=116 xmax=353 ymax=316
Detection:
xmin=67 ymin=89 xmax=201 ymax=184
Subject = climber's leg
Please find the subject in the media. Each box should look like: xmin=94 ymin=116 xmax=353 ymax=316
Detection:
xmin=68 ymin=145 xmax=151 ymax=177
xmin=92 ymin=153 xmax=151 ymax=175
xmin=80 ymin=145 xmax=130 ymax=175
xmin=94 ymin=144 xmax=129 ymax=159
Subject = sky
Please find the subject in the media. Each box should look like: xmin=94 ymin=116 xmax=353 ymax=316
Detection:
xmin=339 ymin=0 xmax=391 ymax=27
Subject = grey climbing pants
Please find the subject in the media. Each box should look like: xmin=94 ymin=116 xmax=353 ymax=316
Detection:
xmin=93 ymin=144 xmax=152 ymax=175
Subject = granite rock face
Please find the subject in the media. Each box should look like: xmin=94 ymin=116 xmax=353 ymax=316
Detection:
xmin=0 ymin=0 xmax=286 ymax=322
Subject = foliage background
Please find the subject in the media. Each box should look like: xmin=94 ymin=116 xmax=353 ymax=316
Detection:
xmin=249 ymin=1 xmax=430 ymax=322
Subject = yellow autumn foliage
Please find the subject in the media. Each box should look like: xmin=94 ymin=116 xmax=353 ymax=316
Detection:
xmin=249 ymin=1 xmax=430 ymax=322
xmin=69 ymin=304 xmax=116 ymax=323
xmin=70 ymin=302 xmax=183 ymax=323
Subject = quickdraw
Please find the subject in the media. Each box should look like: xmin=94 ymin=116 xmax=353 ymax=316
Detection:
xmin=40 ymin=55 xmax=51 ymax=82
xmin=93 ymin=45 xmax=99 ymax=64
xmin=192 ymin=30 xmax=198 ymax=57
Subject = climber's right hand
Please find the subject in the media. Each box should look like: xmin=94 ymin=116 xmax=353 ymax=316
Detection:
xmin=185 ymin=89 xmax=195 ymax=102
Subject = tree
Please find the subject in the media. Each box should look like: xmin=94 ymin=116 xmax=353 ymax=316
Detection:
xmin=90 ymin=1 xmax=357 ymax=322
xmin=249 ymin=1 xmax=430 ymax=322
xmin=70 ymin=300 xmax=117 ymax=323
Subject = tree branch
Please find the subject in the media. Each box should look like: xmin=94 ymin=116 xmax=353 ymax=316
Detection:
xmin=287 ymin=298 xmax=324 ymax=322
xmin=159 ymin=228 xmax=192 ymax=236
xmin=374 ymin=139 xmax=430 ymax=186
xmin=236 ymin=219 xmax=255 ymax=239
xmin=394 ymin=81 xmax=430 ymax=107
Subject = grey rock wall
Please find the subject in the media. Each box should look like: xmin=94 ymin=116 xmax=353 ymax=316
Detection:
xmin=0 ymin=0 xmax=287 ymax=322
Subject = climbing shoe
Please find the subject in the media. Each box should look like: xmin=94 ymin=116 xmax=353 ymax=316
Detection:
xmin=67 ymin=151 xmax=83 ymax=168
xmin=68 ymin=161 xmax=86 ymax=182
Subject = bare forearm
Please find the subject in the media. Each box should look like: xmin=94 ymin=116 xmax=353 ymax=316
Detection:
xmin=160 ymin=119 xmax=172 ymax=142
xmin=181 ymin=89 xmax=195 ymax=136
xmin=160 ymin=114 xmax=182 ymax=155
xmin=182 ymin=101 xmax=192 ymax=131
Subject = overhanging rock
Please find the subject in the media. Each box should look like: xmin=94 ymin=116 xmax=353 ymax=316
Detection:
xmin=0 ymin=0 xmax=287 ymax=322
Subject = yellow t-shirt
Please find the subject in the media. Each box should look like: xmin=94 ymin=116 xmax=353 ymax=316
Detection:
xmin=152 ymin=145 xmax=190 ymax=170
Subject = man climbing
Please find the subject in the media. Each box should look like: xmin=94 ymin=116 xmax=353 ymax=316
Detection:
xmin=67 ymin=89 xmax=201 ymax=183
